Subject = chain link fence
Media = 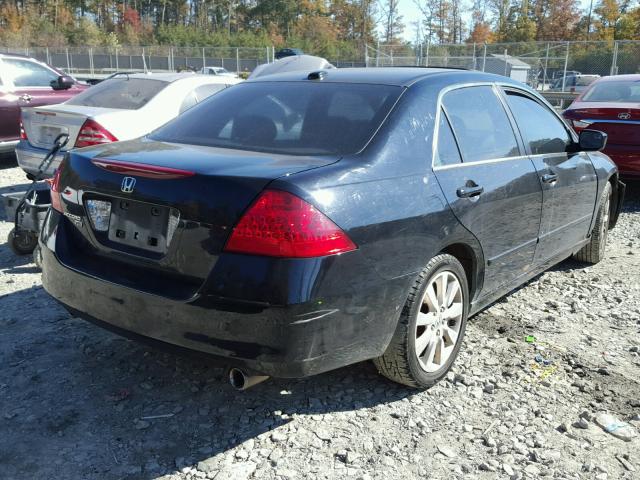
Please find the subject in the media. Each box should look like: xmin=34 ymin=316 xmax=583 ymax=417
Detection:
xmin=366 ymin=41 xmax=640 ymax=91
xmin=2 ymin=41 xmax=639 ymax=88
xmin=0 ymin=45 xmax=275 ymax=76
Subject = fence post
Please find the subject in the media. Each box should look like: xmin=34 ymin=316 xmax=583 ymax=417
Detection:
xmin=266 ymin=46 xmax=270 ymax=64
xmin=482 ymin=43 xmax=487 ymax=72
xmin=365 ymin=44 xmax=369 ymax=67
xmin=236 ymin=47 xmax=240 ymax=75
xmin=542 ymin=43 xmax=550 ymax=92
xmin=561 ymin=42 xmax=569 ymax=92
xmin=46 ymin=47 xmax=50 ymax=65
xmin=115 ymin=47 xmax=119 ymax=71
xmin=472 ymin=42 xmax=476 ymax=70
xmin=142 ymin=47 xmax=147 ymax=73
xmin=65 ymin=47 xmax=70 ymax=72
xmin=202 ymin=47 xmax=206 ymax=70
xmin=418 ymin=43 xmax=423 ymax=66
xmin=426 ymin=40 xmax=430 ymax=67
xmin=504 ymin=48 xmax=508 ymax=76
xmin=376 ymin=40 xmax=380 ymax=67
xmin=610 ymin=41 xmax=618 ymax=75
xmin=89 ymin=47 xmax=94 ymax=75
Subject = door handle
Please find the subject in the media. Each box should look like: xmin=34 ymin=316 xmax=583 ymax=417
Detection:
xmin=456 ymin=185 xmax=484 ymax=198
xmin=541 ymin=173 xmax=558 ymax=184
xmin=19 ymin=94 xmax=32 ymax=102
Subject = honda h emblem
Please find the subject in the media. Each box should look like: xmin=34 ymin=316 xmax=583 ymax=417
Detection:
xmin=121 ymin=176 xmax=136 ymax=193
xmin=618 ymin=112 xmax=631 ymax=120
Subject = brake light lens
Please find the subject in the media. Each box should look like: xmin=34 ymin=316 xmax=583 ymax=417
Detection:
xmin=19 ymin=118 xmax=27 ymax=140
xmin=90 ymin=158 xmax=194 ymax=179
xmin=572 ymin=119 xmax=592 ymax=131
xmin=46 ymin=167 xmax=64 ymax=213
xmin=224 ymin=190 xmax=356 ymax=258
xmin=75 ymin=119 xmax=117 ymax=148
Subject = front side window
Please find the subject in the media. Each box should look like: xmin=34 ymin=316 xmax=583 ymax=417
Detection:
xmin=151 ymin=82 xmax=402 ymax=156
xmin=435 ymin=110 xmax=462 ymax=167
xmin=442 ymin=85 xmax=520 ymax=162
xmin=504 ymin=91 xmax=571 ymax=155
xmin=582 ymin=80 xmax=640 ymax=103
xmin=66 ymin=77 xmax=167 ymax=110
xmin=4 ymin=58 xmax=58 ymax=87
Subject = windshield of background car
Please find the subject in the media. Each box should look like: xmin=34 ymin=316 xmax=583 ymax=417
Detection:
xmin=150 ymin=81 xmax=403 ymax=155
xmin=576 ymin=76 xmax=598 ymax=86
xmin=66 ymin=77 xmax=167 ymax=109
xmin=581 ymin=80 xmax=640 ymax=103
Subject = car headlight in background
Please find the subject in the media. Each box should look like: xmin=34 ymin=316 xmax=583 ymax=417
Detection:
xmin=85 ymin=199 xmax=112 ymax=231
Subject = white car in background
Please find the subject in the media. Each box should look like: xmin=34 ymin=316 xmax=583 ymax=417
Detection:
xmin=199 ymin=66 xmax=238 ymax=78
xmin=17 ymin=72 xmax=241 ymax=177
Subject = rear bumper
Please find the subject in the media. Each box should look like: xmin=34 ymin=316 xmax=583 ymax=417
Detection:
xmin=40 ymin=211 xmax=411 ymax=378
xmin=0 ymin=139 xmax=18 ymax=154
xmin=15 ymin=140 xmax=65 ymax=177
xmin=604 ymin=145 xmax=640 ymax=178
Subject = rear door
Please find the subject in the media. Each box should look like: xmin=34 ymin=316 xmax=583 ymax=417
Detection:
xmin=432 ymin=85 xmax=543 ymax=294
xmin=501 ymin=88 xmax=598 ymax=263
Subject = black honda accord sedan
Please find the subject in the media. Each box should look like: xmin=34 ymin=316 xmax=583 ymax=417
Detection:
xmin=40 ymin=68 xmax=624 ymax=388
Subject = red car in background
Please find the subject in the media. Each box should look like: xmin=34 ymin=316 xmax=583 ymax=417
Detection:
xmin=0 ymin=53 xmax=87 ymax=155
xmin=563 ymin=74 xmax=640 ymax=179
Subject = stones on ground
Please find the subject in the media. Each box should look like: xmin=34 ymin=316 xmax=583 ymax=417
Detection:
xmin=594 ymin=412 xmax=638 ymax=442
xmin=214 ymin=462 xmax=256 ymax=480
xmin=437 ymin=445 xmax=457 ymax=458
xmin=271 ymin=431 xmax=287 ymax=442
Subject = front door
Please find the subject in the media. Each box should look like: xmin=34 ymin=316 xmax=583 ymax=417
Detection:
xmin=500 ymin=88 xmax=598 ymax=263
xmin=432 ymin=85 xmax=543 ymax=295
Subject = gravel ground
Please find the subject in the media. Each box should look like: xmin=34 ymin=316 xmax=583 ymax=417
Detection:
xmin=1 ymin=159 xmax=639 ymax=480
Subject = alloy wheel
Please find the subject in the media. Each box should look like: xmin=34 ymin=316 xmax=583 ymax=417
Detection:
xmin=415 ymin=271 xmax=464 ymax=373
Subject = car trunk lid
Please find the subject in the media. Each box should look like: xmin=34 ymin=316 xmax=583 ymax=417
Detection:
xmin=566 ymin=102 xmax=640 ymax=146
xmin=55 ymin=138 xmax=339 ymax=298
xmin=22 ymin=104 xmax=124 ymax=150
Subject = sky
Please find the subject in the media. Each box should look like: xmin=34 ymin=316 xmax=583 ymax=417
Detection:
xmin=394 ymin=0 xmax=594 ymax=41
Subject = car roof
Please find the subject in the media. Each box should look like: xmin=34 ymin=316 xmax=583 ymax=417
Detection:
xmin=593 ymin=74 xmax=640 ymax=82
xmin=122 ymin=72 xmax=232 ymax=83
xmin=246 ymin=67 xmax=523 ymax=88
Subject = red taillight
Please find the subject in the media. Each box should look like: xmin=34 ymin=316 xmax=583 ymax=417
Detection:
xmin=90 ymin=158 xmax=194 ymax=179
xmin=224 ymin=190 xmax=357 ymax=258
xmin=75 ymin=119 xmax=117 ymax=148
xmin=19 ymin=119 xmax=27 ymax=140
xmin=46 ymin=167 xmax=64 ymax=213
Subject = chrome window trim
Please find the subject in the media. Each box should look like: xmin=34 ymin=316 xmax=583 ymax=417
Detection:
xmin=577 ymin=118 xmax=640 ymax=125
xmin=431 ymin=81 xmax=529 ymax=171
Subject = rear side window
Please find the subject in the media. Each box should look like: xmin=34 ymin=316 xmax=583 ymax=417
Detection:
xmin=435 ymin=110 xmax=462 ymax=167
xmin=151 ymin=82 xmax=402 ymax=156
xmin=194 ymin=83 xmax=226 ymax=101
xmin=443 ymin=86 xmax=520 ymax=162
xmin=582 ymin=80 xmax=640 ymax=103
xmin=4 ymin=58 xmax=58 ymax=87
xmin=505 ymin=91 xmax=570 ymax=155
xmin=66 ymin=78 xmax=167 ymax=109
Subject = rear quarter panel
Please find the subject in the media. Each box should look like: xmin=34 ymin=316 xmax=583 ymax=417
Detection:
xmin=270 ymin=81 xmax=485 ymax=299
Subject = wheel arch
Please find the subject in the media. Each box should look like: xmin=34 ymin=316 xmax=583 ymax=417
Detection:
xmin=439 ymin=242 xmax=481 ymax=302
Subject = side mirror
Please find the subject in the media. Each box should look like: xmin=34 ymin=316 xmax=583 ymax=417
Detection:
xmin=50 ymin=75 xmax=74 ymax=90
xmin=579 ymin=129 xmax=607 ymax=151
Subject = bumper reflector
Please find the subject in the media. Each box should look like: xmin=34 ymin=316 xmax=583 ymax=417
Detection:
xmin=86 ymin=199 xmax=112 ymax=231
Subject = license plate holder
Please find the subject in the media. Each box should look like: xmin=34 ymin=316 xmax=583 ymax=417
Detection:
xmin=39 ymin=126 xmax=62 ymax=145
xmin=107 ymin=199 xmax=170 ymax=253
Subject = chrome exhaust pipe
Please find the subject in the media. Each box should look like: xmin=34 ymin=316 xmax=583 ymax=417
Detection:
xmin=228 ymin=367 xmax=269 ymax=391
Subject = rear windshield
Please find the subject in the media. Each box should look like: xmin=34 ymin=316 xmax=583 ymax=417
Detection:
xmin=66 ymin=77 xmax=167 ymax=109
xmin=150 ymin=82 xmax=402 ymax=155
xmin=582 ymin=80 xmax=640 ymax=103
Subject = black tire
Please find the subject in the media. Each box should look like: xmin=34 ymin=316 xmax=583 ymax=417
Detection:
xmin=8 ymin=228 xmax=38 ymax=256
xmin=373 ymin=254 xmax=469 ymax=388
xmin=574 ymin=182 xmax=611 ymax=264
